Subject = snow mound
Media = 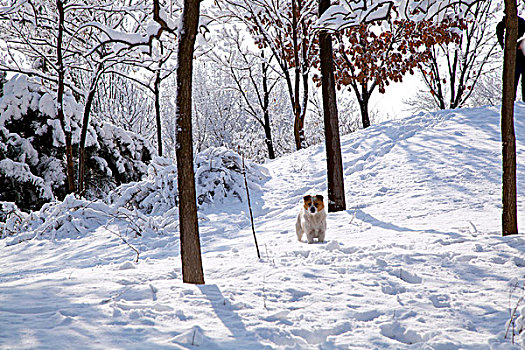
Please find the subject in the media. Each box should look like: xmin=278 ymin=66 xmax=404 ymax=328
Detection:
xmin=2 ymin=195 xmax=112 ymax=244
xmin=172 ymin=326 xmax=208 ymax=347
xmin=380 ymin=321 xmax=423 ymax=344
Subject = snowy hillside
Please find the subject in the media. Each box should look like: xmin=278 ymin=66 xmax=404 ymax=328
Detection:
xmin=1 ymin=104 xmax=525 ymax=349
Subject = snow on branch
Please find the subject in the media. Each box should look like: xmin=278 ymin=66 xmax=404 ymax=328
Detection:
xmin=316 ymin=0 xmax=477 ymax=31
xmin=317 ymin=2 xmax=393 ymax=31
xmin=80 ymin=0 xmax=179 ymax=56
xmin=82 ymin=21 xmax=160 ymax=56
xmin=0 ymin=159 xmax=54 ymax=201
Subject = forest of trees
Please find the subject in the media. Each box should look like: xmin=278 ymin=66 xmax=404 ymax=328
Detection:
xmin=0 ymin=0 xmax=521 ymax=282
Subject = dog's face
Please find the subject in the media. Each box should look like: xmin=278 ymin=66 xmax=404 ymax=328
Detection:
xmin=303 ymin=195 xmax=325 ymax=214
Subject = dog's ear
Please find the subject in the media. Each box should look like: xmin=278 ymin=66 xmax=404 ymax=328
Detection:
xmin=303 ymin=195 xmax=312 ymax=202
xmin=316 ymin=195 xmax=324 ymax=202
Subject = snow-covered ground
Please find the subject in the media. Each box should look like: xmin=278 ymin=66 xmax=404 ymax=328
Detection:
xmin=1 ymin=104 xmax=525 ymax=349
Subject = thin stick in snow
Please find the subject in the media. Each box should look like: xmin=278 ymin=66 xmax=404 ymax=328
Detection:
xmin=241 ymin=152 xmax=261 ymax=259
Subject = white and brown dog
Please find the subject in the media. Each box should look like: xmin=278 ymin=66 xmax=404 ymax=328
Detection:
xmin=296 ymin=195 xmax=327 ymax=244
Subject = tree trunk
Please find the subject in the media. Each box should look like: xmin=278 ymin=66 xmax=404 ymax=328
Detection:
xmin=300 ymin=4 xmax=310 ymax=146
xmin=291 ymin=0 xmax=304 ymax=151
xmin=319 ymin=0 xmax=346 ymax=213
xmin=154 ymin=69 xmax=163 ymax=157
xmin=501 ymin=2 xmax=519 ymax=236
xmin=293 ymin=109 xmax=305 ymax=150
xmin=57 ymin=0 xmax=75 ymax=194
xmin=262 ymin=61 xmax=275 ymax=159
xmin=175 ymin=0 xmax=205 ymax=283
xmin=358 ymin=94 xmax=371 ymax=129
xmin=78 ymin=75 xmax=99 ymax=195
xmin=263 ymin=115 xmax=275 ymax=159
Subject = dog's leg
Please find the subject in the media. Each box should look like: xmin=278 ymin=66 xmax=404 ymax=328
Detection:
xmin=295 ymin=214 xmax=303 ymax=241
xmin=306 ymin=230 xmax=315 ymax=244
xmin=318 ymin=230 xmax=325 ymax=243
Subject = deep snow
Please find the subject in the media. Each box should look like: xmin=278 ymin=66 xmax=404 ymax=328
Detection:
xmin=1 ymin=104 xmax=525 ymax=349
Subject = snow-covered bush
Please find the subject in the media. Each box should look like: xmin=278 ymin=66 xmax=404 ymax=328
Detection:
xmin=108 ymin=156 xmax=179 ymax=216
xmin=0 ymin=74 xmax=153 ymax=213
xmin=2 ymin=147 xmax=269 ymax=242
xmin=88 ymin=121 xmax=152 ymax=194
xmin=0 ymin=193 xmax=176 ymax=243
xmin=108 ymin=147 xmax=269 ymax=215
xmin=194 ymin=147 xmax=269 ymax=206
xmin=0 ymin=201 xmax=28 ymax=238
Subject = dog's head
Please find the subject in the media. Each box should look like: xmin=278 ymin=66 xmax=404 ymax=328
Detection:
xmin=303 ymin=195 xmax=325 ymax=214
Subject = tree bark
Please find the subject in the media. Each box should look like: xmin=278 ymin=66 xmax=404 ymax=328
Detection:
xmin=319 ymin=0 xmax=346 ymax=213
xmin=358 ymin=94 xmax=371 ymax=129
xmin=291 ymin=0 xmax=304 ymax=150
xmin=57 ymin=0 xmax=75 ymax=194
xmin=78 ymin=76 xmax=98 ymax=195
xmin=78 ymin=61 xmax=104 ymax=195
xmin=154 ymin=69 xmax=163 ymax=157
xmin=262 ymin=61 xmax=275 ymax=159
xmin=175 ymin=0 xmax=205 ymax=283
xmin=501 ymin=2 xmax=519 ymax=236
xmin=293 ymin=109 xmax=305 ymax=150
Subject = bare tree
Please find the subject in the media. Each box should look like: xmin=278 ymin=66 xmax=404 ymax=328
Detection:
xmin=176 ymin=0 xmax=205 ymax=284
xmin=416 ymin=0 xmax=500 ymax=110
xmin=231 ymin=50 xmax=278 ymax=159
xmin=468 ymin=67 xmax=502 ymax=107
xmin=190 ymin=56 xmax=293 ymax=161
xmin=223 ymin=0 xmax=318 ymax=150
xmin=208 ymin=28 xmax=281 ymax=159
xmin=94 ymin=72 xmax=155 ymax=138
xmin=307 ymin=89 xmax=359 ymax=145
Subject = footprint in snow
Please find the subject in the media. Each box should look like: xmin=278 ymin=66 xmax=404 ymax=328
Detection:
xmin=286 ymin=288 xmax=310 ymax=302
xmin=429 ymin=294 xmax=451 ymax=308
xmin=388 ymin=268 xmax=422 ymax=284
xmin=322 ymin=240 xmax=341 ymax=251
xmin=291 ymin=322 xmax=352 ymax=345
xmin=353 ymin=309 xmax=384 ymax=321
xmin=380 ymin=281 xmax=407 ymax=295
xmin=291 ymin=250 xmax=310 ymax=258
xmin=263 ymin=311 xmax=292 ymax=325
xmin=380 ymin=321 xmax=423 ymax=344
xmin=513 ymin=256 xmax=525 ymax=267
xmin=115 ymin=285 xmax=157 ymax=302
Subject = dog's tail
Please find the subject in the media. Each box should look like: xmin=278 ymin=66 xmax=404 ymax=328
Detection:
xmin=295 ymin=213 xmax=303 ymax=241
